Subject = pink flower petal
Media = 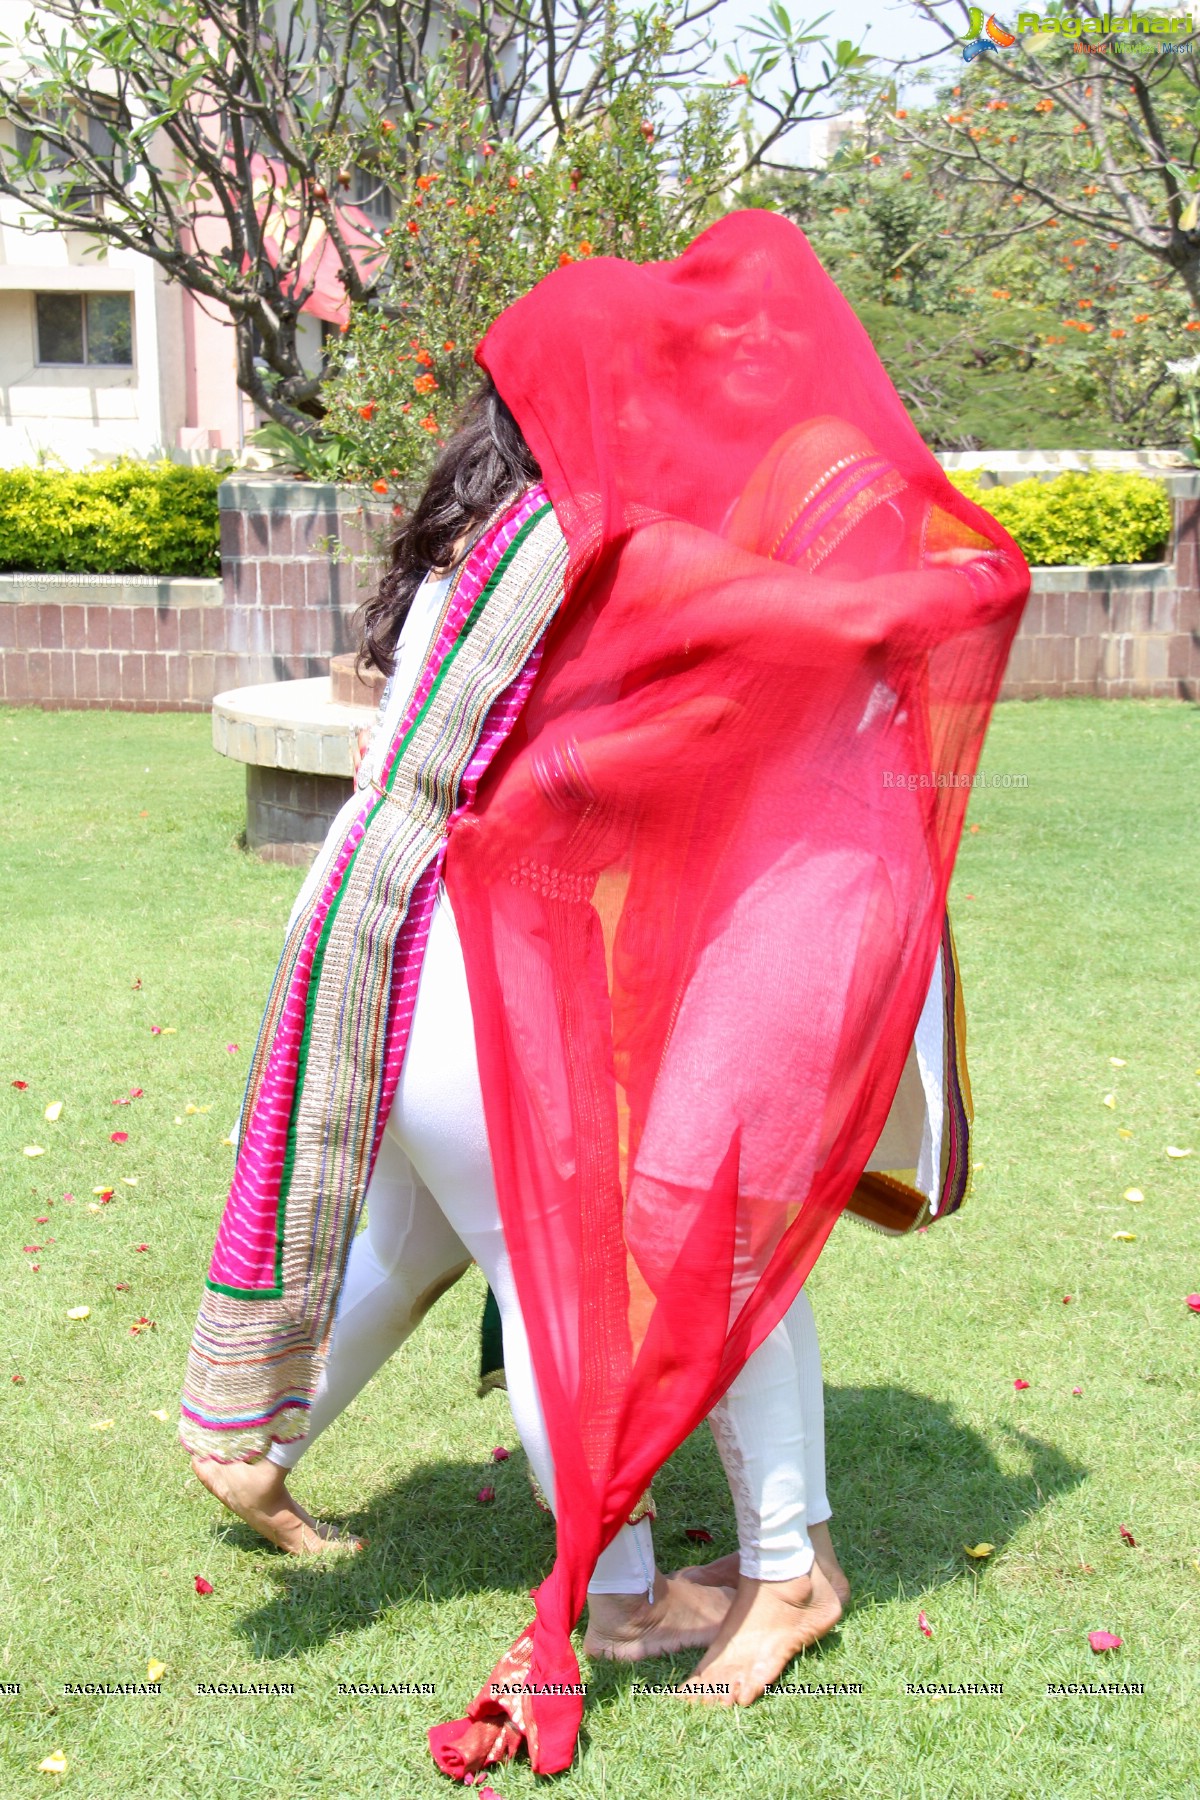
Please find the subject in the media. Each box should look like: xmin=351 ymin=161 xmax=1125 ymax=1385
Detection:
xmin=1088 ymin=1630 xmax=1122 ymax=1653
xmin=491 ymin=1446 xmax=510 ymax=1462
xmin=11 ymin=1374 xmax=24 ymax=1384
xmin=11 ymin=1079 xmax=28 ymax=1089
xmin=918 ymin=1610 xmax=933 ymax=1638
xmin=129 ymin=1088 xmax=144 ymax=1098
xmin=194 ymin=1575 xmax=214 ymax=1596
xmin=23 ymin=1246 xmax=41 ymax=1255
xmin=476 ymin=1486 xmax=496 ymax=1505
xmin=1186 ymin=1295 xmax=1200 ymax=1314
xmin=1119 ymin=1525 xmax=1136 ymax=1547
xmin=35 ymin=1216 xmax=49 ymax=1224
xmin=111 ymin=1131 xmax=128 ymax=1144
xmin=684 ymin=1527 xmax=714 ymax=1544
xmin=1013 ymin=1379 xmax=1030 ymax=1390
xmin=1062 ymin=1295 xmax=1072 ymax=1304
xmin=150 ymin=1026 xmax=163 ymax=1035
xmin=225 ymin=1044 xmax=239 ymax=1054
xmin=114 ymin=1283 xmax=129 ymax=1291
xmin=112 ymin=1096 xmax=130 ymax=1106
xmin=1072 ymin=1386 xmax=1083 ymax=1396
xmin=61 ymin=1192 xmax=73 ymax=1203
xmin=135 ymin=1244 xmax=149 ymax=1252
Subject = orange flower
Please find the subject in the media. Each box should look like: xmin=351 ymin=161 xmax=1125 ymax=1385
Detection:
xmin=508 ymin=175 xmax=520 ymax=190
xmin=1107 ymin=240 xmax=1119 ymax=249
xmin=577 ymin=240 xmax=594 ymax=257
xmin=464 ymin=204 xmax=476 ymax=217
xmin=558 ymin=250 xmax=574 ymax=266
xmin=1071 ymin=238 xmax=1087 ymax=247
xmin=442 ymin=340 xmax=455 ymax=352
xmin=728 ymin=73 xmax=749 ymax=87
xmin=358 ymin=402 xmax=376 ymax=422
xmin=416 ymin=174 xmax=435 ymax=192
xmin=1077 ymin=298 xmax=1093 ymax=307
xmin=1187 ymin=322 xmax=1200 ymax=332
xmin=902 ymin=170 xmax=912 ymax=181
xmin=415 ymin=348 xmax=433 ymax=366
xmin=1034 ymin=98 xmax=1054 ymax=113
xmin=381 ymin=120 xmax=395 ymax=134
xmin=986 ymin=99 xmax=1009 ymax=112
xmin=419 ymin=412 xmax=438 ymax=433
xmin=1083 ymin=183 xmax=1099 ymax=195
xmin=413 ymin=372 xmax=438 ymax=394
xmin=871 ymin=153 xmax=882 ymax=165
xmin=1132 ymin=312 xmax=1149 ymax=323
xmin=445 ymin=197 xmax=457 ymax=208
xmin=895 ymin=109 xmax=907 ymax=120
xmin=991 ymin=288 xmax=1011 ymax=300
xmin=833 ymin=206 xmax=850 ymax=214
xmin=406 ymin=219 xmax=419 ymax=235
xmin=372 ymin=479 xmax=388 ymax=494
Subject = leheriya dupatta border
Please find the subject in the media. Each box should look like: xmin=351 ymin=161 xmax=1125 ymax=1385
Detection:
xmin=180 ymin=490 xmax=568 ymax=1462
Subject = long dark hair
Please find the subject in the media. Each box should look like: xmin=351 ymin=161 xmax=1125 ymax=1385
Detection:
xmin=357 ymin=375 xmax=541 ymax=677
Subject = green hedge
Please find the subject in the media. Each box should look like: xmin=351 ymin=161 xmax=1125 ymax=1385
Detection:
xmin=0 ymin=460 xmax=222 ymax=577
xmin=948 ymin=469 xmax=1172 ymax=568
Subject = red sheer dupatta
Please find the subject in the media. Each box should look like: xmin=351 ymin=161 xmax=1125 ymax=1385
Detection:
xmin=433 ymin=210 xmax=1029 ymax=1777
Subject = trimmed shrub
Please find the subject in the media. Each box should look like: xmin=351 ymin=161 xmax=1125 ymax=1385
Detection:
xmin=0 ymin=460 xmax=222 ymax=576
xmin=949 ymin=469 xmax=1172 ymax=568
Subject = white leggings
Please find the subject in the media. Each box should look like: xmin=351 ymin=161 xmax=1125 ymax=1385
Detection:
xmin=268 ymin=891 xmax=830 ymax=1589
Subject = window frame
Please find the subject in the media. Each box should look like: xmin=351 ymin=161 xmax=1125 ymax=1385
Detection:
xmin=32 ymin=290 xmax=136 ymax=370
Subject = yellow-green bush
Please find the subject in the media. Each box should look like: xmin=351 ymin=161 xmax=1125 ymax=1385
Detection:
xmin=948 ymin=469 xmax=1172 ymax=568
xmin=0 ymin=460 xmax=222 ymax=576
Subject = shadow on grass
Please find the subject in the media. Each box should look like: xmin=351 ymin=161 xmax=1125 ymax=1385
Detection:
xmin=228 ymin=1383 xmax=1086 ymax=1672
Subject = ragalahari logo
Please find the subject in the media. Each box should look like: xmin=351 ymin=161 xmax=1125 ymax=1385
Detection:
xmin=960 ymin=8 xmax=1018 ymax=59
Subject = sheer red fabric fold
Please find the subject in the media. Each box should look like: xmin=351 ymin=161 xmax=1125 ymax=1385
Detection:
xmin=434 ymin=210 xmax=1029 ymax=1776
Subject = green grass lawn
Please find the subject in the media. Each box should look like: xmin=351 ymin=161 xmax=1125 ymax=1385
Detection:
xmin=1 ymin=700 xmax=1198 ymax=1800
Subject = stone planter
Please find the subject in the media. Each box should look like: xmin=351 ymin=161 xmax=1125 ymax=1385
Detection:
xmin=213 ymin=654 xmax=386 ymax=863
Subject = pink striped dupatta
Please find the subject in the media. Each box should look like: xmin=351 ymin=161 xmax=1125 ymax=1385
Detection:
xmin=180 ymin=484 xmax=567 ymax=1462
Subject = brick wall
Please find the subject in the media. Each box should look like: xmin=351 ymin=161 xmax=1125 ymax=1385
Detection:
xmin=1 ymin=468 xmax=1198 ymax=709
xmin=0 ymin=478 xmax=392 ymax=712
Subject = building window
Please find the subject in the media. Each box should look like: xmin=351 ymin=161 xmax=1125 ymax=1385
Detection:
xmin=35 ymin=292 xmax=134 ymax=366
xmin=350 ymin=164 xmax=393 ymax=225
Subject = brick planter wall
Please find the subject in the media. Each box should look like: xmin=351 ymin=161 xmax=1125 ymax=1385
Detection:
xmin=0 ymin=477 xmax=393 ymax=711
xmin=1 ymin=463 xmax=1197 ymax=709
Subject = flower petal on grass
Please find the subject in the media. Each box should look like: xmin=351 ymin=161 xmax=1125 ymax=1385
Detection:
xmin=22 ymin=1145 xmax=45 ymax=1157
xmin=194 ymin=1575 xmax=213 ymax=1596
xmin=1117 ymin=1128 xmax=1134 ymax=1141
xmin=43 ymin=1101 xmax=63 ymax=1122
xmin=477 ymin=1486 xmax=496 ymax=1504
xmin=1119 ymin=1525 xmax=1136 ymax=1547
xmin=1102 ymin=1093 xmax=1116 ymax=1109
xmin=129 ymin=1088 xmax=144 ymax=1098
xmin=1088 ymin=1630 xmax=1122 ymax=1653
xmin=89 ymin=1419 xmax=114 ymax=1431
xmin=918 ymin=1611 xmax=933 ymax=1638
xmin=1165 ymin=1146 xmax=1194 ymax=1158
xmin=110 ymin=1131 xmax=128 ymax=1144
xmin=1013 ymin=1378 xmax=1030 ymax=1390
xmin=964 ymin=1543 xmax=994 ymax=1559
xmin=1186 ymin=1295 xmax=1200 ymax=1313
xmin=1111 ymin=1232 xmax=1137 ymax=1242
xmin=1109 ymin=1058 xmax=1126 ymax=1067
xmin=149 ymin=1408 xmax=170 ymax=1422
xmin=146 ymin=1660 xmax=166 ymax=1683
xmin=37 ymin=1750 xmax=68 ymax=1774
xmin=491 ymin=1446 xmax=510 ymax=1462
xmin=11 ymin=1079 xmax=28 ymax=1089
xmin=1123 ymin=1188 xmax=1144 ymax=1204
xmin=684 ymin=1527 xmax=714 ymax=1544
xmin=184 ymin=1103 xmax=210 ymax=1115
xmin=66 ymin=1306 xmax=90 ymax=1320
xmin=122 ymin=1177 xmax=138 ymax=1187
xmin=225 ymin=1044 xmax=239 ymax=1054
xmin=1072 ymin=1387 xmax=1084 ymax=1396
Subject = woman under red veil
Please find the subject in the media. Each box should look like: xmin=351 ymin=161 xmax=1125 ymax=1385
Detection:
xmin=180 ymin=208 xmax=1028 ymax=1781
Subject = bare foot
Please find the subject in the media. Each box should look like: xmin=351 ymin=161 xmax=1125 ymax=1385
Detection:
xmin=583 ymin=1571 xmax=735 ymax=1662
xmin=674 ymin=1522 xmax=851 ymax=1611
xmin=191 ymin=1455 xmax=365 ymax=1555
xmin=677 ymin=1564 xmax=842 ymax=1705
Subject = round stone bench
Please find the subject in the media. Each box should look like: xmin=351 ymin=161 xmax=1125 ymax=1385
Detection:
xmin=213 ymin=655 xmax=386 ymax=863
